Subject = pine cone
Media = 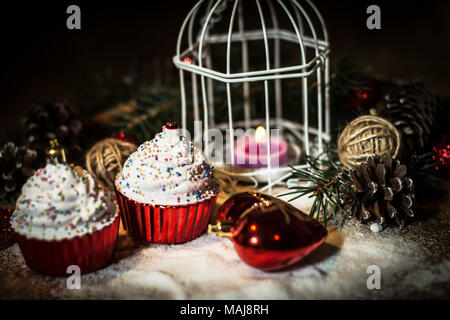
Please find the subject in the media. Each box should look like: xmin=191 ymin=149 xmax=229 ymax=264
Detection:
xmin=340 ymin=155 xmax=415 ymax=228
xmin=377 ymin=82 xmax=437 ymax=158
xmin=24 ymin=102 xmax=82 ymax=165
xmin=0 ymin=142 xmax=39 ymax=205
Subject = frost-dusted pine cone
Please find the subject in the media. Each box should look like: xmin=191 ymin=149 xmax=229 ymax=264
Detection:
xmin=0 ymin=142 xmax=39 ymax=205
xmin=339 ymin=155 xmax=415 ymax=228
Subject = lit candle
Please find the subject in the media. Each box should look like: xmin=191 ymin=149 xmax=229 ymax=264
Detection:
xmin=234 ymin=126 xmax=288 ymax=169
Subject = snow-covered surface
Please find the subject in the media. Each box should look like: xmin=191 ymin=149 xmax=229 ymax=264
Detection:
xmin=1 ymin=186 xmax=450 ymax=299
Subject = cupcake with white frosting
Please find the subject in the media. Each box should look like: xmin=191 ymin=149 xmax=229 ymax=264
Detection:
xmin=11 ymin=163 xmax=120 ymax=276
xmin=115 ymin=122 xmax=218 ymax=244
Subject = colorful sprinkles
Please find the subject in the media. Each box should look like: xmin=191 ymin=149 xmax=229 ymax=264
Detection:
xmin=10 ymin=163 xmax=117 ymax=240
xmin=116 ymin=126 xmax=217 ymax=205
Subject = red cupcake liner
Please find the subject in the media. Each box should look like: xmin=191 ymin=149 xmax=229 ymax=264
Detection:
xmin=115 ymin=189 xmax=217 ymax=244
xmin=14 ymin=214 xmax=120 ymax=277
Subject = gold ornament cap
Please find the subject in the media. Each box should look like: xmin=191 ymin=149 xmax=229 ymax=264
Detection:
xmin=207 ymin=220 xmax=234 ymax=238
xmin=46 ymin=139 xmax=67 ymax=164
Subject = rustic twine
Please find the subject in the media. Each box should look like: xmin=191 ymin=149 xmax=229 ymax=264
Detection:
xmin=85 ymin=138 xmax=137 ymax=192
xmin=338 ymin=115 xmax=401 ymax=169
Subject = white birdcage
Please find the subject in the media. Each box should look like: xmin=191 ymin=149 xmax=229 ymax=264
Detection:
xmin=173 ymin=0 xmax=330 ymax=195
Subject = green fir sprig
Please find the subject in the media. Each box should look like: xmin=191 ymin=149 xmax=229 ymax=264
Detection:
xmin=281 ymin=145 xmax=351 ymax=226
xmin=282 ymin=144 xmax=442 ymax=227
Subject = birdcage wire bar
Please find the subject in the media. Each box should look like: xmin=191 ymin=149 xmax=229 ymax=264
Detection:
xmin=173 ymin=0 xmax=331 ymax=195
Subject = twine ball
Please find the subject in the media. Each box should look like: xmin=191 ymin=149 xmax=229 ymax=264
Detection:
xmin=338 ymin=115 xmax=401 ymax=169
xmin=85 ymin=138 xmax=137 ymax=192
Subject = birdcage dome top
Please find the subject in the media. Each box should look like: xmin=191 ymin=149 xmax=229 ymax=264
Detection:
xmin=173 ymin=0 xmax=329 ymax=83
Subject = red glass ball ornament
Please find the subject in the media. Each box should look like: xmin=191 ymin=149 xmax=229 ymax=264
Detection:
xmin=345 ymin=79 xmax=381 ymax=114
xmin=0 ymin=207 xmax=15 ymax=250
xmin=432 ymin=134 xmax=450 ymax=179
xmin=213 ymin=192 xmax=328 ymax=271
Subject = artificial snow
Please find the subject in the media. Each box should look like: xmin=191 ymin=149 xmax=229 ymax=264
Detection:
xmin=1 ymin=188 xmax=449 ymax=299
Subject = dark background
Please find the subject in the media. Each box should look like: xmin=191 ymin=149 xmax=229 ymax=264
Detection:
xmin=1 ymin=0 xmax=449 ymax=143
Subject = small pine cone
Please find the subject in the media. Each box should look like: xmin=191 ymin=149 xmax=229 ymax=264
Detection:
xmin=0 ymin=142 xmax=39 ymax=205
xmin=339 ymin=155 xmax=415 ymax=228
xmin=24 ymin=102 xmax=82 ymax=165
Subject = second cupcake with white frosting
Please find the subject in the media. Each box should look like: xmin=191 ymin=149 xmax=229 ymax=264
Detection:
xmin=114 ymin=123 xmax=219 ymax=244
xmin=115 ymin=124 xmax=217 ymax=205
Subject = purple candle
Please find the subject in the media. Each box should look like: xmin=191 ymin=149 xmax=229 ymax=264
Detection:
xmin=234 ymin=126 xmax=288 ymax=169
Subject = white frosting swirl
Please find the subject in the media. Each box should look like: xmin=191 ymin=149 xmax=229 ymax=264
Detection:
xmin=115 ymin=126 xmax=217 ymax=205
xmin=11 ymin=163 xmax=118 ymax=240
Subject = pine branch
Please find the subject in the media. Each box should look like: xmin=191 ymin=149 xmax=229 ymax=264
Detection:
xmin=328 ymin=54 xmax=373 ymax=98
xmin=281 ymin=145 xmax=350 ymax=226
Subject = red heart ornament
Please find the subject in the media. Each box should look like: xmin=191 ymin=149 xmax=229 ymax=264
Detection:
xmin=210 ymin=192 xmax=328 ymax=271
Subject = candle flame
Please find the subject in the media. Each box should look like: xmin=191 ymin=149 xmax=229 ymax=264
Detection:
xmin=255 ymin=126 xmax=266 ymax=143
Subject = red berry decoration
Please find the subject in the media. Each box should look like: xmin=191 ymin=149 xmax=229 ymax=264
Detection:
xmin=0 ymin=207 xmax=15 ymax=250
xmin=209 ymin=192 xmax=328 ymax=271
xmin=164 ymin=121 xmax=179 ymax=130
xmin=109 ymin=131 xmax=139 ymax=145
